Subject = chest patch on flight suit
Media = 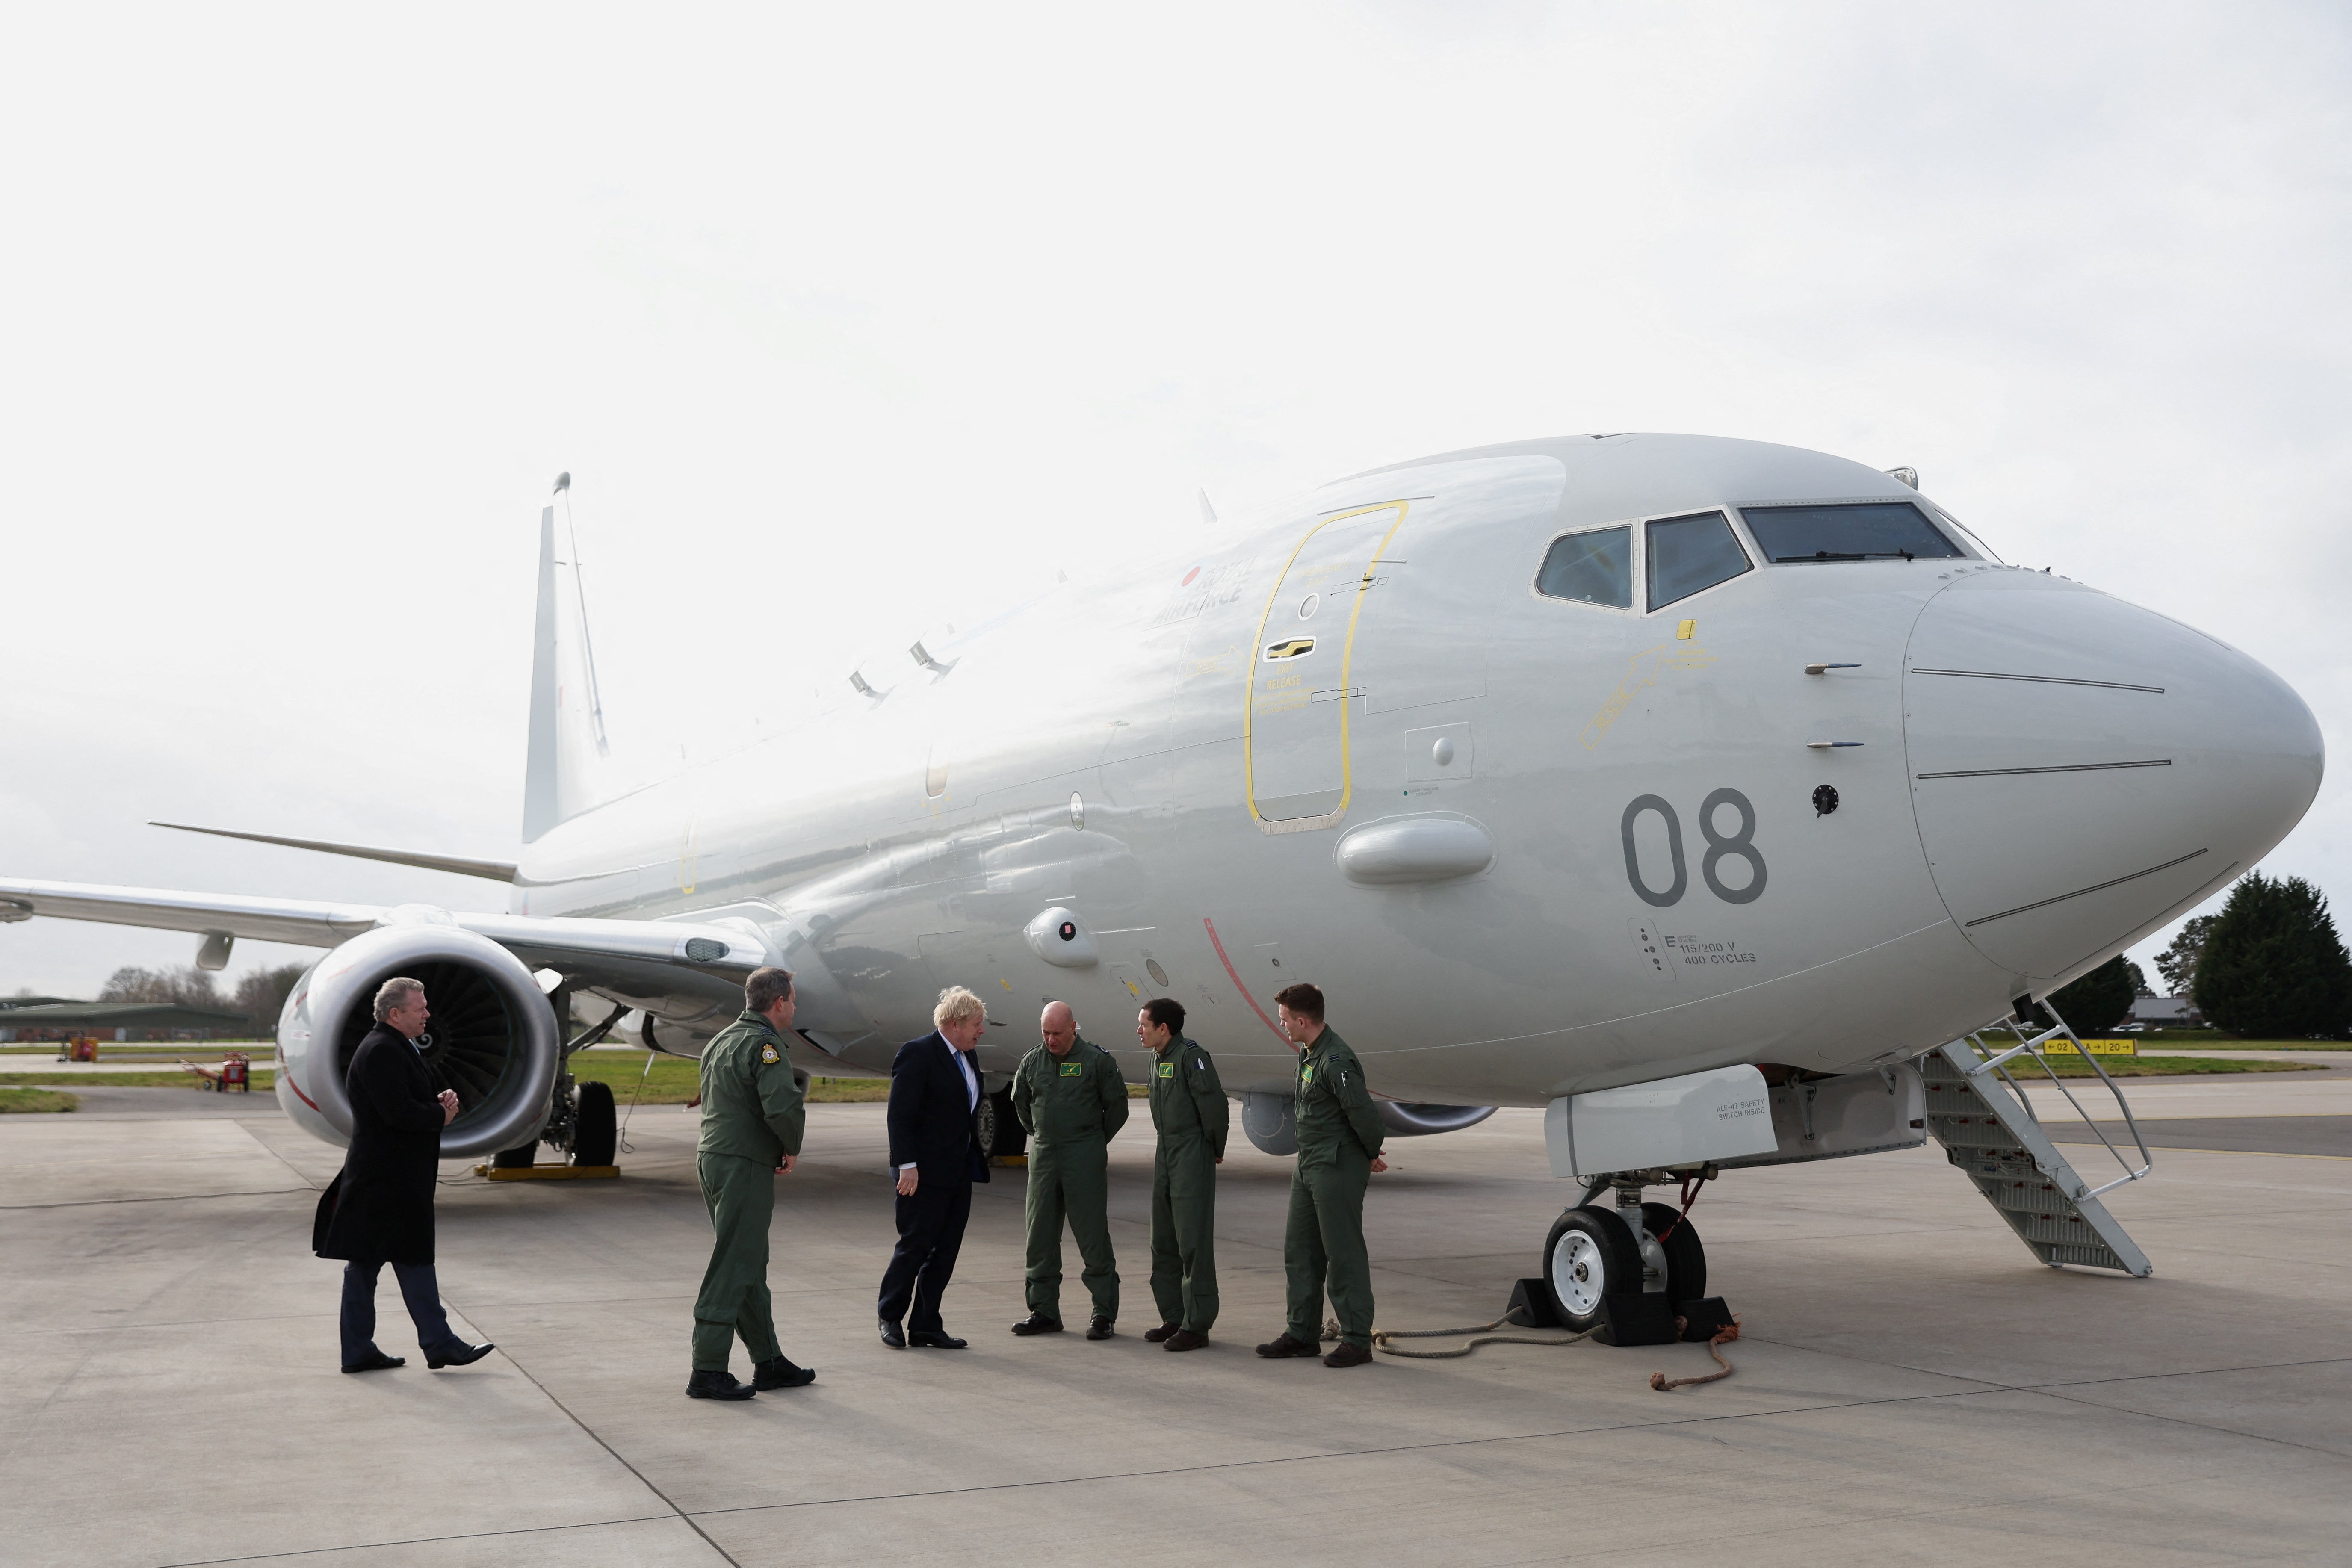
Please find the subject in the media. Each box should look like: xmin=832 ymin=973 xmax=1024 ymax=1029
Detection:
xmin=1300 ymin=1065 xmax=1315 ymax=1085
xmin=761 ymin=1042 xmax=780 ymax=1064
xmin=1157 ymin=1062 xmax=1174 ymax=1078
xmin=1060 ymin=1062 xmax=1083 ymax=1078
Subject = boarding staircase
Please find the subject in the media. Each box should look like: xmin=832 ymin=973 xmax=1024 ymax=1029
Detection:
xmin=1919 ymin=1007 xmax=2155 ymax=1276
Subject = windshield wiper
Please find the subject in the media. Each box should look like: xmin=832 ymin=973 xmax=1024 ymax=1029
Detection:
xmin=1772 ymin=550 xmax=1918 ymax=563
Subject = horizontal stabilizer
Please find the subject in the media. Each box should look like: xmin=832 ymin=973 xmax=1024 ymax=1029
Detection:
xmin=150 ymin=822 xmax=518 ymax=883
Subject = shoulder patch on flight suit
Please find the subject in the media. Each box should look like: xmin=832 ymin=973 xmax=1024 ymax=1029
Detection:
xmin=1060 ymin=1061 xmax=1083 ymax=1078
xmin=1157 ymin=1062 xmax=1174 ymax=1078
xmin=761 ymin=1042 xmax=780 ymax=1064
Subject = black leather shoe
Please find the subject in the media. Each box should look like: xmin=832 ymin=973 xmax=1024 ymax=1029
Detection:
xmin=1011 ymin=1313 xmax=1063 ymax=1336
xmin=686 ymin=1369 xmax=756 ymax=1401
xmin=1322 ymin=1341 xmax=1373 ymax=1368
xmin=878 ymin=1318 xmax=907 ymax=1349
xmin=341 ymin=1350 xmax=405 ymax=1373
xmin=753 ymin=1355 xmax=815 ymax=1389
xmin=1086 ymin=1315 xmax=1114 ymax=1341
xmin=907 ymin=1329 xmax=968 ymax=1349
xmin=1254 ymin=1332 xmax=1320 ymax=1358
xmin=425 ymin=1341 xmax=495 ymax=1370
xmin=1164 ymin=1329 xmax=1209 ymax=1352
xmin=1143 ymin=1322 xmax=1181 ymax=1343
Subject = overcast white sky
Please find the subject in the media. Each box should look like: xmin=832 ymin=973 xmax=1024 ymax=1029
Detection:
xmin=3 ymin=2 xmax=2348 ymax=1001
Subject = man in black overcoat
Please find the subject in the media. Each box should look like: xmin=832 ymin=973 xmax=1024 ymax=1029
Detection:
xmin=313 ymin=977 xmax=496 ymax=1373
xmin=875 ymin=985 xmax=991 ymax=1349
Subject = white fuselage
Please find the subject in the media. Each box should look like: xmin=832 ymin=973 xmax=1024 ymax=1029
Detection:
xmin=507 ymin=436 xmax=2322 ymax=1105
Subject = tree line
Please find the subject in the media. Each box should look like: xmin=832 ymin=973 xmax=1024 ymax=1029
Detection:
xmin=95 ymin=962 xmax=309 ymax=1034
xmin=2050 ymin=871 xmax=2351 ymax=1039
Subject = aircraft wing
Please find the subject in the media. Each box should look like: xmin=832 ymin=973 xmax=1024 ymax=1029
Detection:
xmin=0 ymin=877 xmax=770 ymax=998
xmin=0 ymin=877 xmax=381 ymax=946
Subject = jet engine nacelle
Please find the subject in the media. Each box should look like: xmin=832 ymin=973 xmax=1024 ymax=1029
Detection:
xmin=1238 ymin=1092 xmax=1495 ymax=1155
xmin=274 ymin=920 xmax=561 ymax=1160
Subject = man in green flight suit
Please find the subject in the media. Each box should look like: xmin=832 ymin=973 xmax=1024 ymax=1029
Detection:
xmin=687 ymin=965 xmax=816 ymax=1400
xmin=1138 ymin=996 xmax=1226 ymax=1351
xmin=1255 ymin=982 xmax=1388 ymax=1369
xmin=1009 ymin=999 xmax=1129 ymax=1339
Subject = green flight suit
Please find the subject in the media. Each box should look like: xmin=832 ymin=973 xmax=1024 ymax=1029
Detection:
xmin=1148 ymin=1035 xmax=1228 ymax=1332
xmin=1284 ymin=1025 xmax=1385 ymax=1349
xmin=1011 ymin=1034 xmax=1129 ymax=1323
xmin=692 ymin=1010 xmax=808 ymax=1371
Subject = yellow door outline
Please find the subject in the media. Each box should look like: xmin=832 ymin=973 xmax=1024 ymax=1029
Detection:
xmin=1242 ymin=500 xmax=1410 ymax=834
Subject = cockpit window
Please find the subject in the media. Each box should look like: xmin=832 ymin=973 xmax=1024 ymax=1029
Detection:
xmin=1646 ymin=511 xmax=1751 ymax=611
xmin=1535 ymin=525 xmax=1632 ymax=609
xmin=1741 ymin=502 xmax=1964 ymax=564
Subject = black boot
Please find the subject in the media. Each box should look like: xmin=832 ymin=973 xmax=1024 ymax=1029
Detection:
xmin=686 ymin=1369 xmax=756 ymax=1401
xmin=753 ymin=1355 xmax=815 ymax=1389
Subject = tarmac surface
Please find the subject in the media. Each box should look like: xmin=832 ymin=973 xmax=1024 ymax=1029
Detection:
xmin=3 ymin=1076 xmax=2348 ymax=1567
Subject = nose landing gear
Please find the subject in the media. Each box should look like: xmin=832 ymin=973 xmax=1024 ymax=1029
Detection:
xmin=1539 ymin=1174 xmax=1709 ymax=1333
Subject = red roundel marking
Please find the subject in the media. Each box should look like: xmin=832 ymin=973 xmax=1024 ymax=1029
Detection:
xmin=1182 ymin=566 xmax=1200 ymax=586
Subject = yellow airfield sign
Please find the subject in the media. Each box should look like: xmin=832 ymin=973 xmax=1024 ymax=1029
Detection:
xmin=2037 ymin=1038 xmax=2138 ymax=1057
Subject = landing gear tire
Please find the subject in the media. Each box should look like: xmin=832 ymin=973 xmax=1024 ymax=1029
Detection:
xmin=570 ymin=1081 xmax=617 ymax=1166
xmin=976 ymin=1087 xmax=1025 ymax=1158
xmin=1641 ymin=1202 xmax=1706 ymax=1304
xmin=1541 ymin=1206 xmax=1641 ymax=1333
xmin=491 ymin=1141 xmax=537 ymax=1169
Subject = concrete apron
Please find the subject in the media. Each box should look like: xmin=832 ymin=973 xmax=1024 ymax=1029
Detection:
xmin=2 ymin=1091 xmax=2347 ymax=1567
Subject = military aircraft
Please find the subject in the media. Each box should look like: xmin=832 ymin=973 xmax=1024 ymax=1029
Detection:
xmin=0 ymin=435 xmax=2320 ymax=1328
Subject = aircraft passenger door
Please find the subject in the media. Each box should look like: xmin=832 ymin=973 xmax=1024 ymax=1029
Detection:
xmin=1245 ymin=501 xmax=1409 ymax=831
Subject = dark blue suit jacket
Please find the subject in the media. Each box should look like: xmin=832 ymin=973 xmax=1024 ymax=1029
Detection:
xmin=886 ymin=1031 xmax=988 ymax=1184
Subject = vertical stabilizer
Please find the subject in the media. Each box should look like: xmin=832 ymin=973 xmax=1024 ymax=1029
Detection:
xmin=521 ymin=476 xmax=614 ymax=843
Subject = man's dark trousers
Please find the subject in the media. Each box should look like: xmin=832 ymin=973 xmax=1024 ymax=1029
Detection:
xmin=694 ymin=1152 xmax=782 ymax=1370
xmin=878 ymin=1177 xmax=972 ymax=1333
xmin=340 ymin=1259 xmax=459 ymax=1364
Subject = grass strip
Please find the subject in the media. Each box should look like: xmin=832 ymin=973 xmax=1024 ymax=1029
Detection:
xmin=0 ymin=1071 xmax=276 ymax=1090
xmin=1992 ymin=1054 xmax=2312 ymax=1078
xmin=564 ymin=1054 xmax=891 ymax=1104
xmin=0 ymin=1087 xmax=78 ymax=1113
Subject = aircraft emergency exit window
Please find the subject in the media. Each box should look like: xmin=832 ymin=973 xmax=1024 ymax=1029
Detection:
xmin=1742 ymin=502 xmax=1964 ymax=563
xmin=1535 ymin=526 xmax=1632 ymax=608
xmin=1645 ymin=511 xmax=1750 ymax=611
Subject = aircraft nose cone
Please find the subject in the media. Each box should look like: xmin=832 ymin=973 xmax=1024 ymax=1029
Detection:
xmin=1904 ymin=570 xmax=2322 ymax=987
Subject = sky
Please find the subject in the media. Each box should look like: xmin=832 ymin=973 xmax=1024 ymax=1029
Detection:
xmin=3 ymin=2 xmax=2348 ymax=1003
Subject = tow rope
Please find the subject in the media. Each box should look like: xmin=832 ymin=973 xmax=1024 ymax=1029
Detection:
xmin=1343 ymin=1316 xmax=1599 ymax=1359
xmin=1649 ymin=1316 xmax=1742 ymax=1391
xmin=1330 ymin=1309 xmax=1743 ymax=1391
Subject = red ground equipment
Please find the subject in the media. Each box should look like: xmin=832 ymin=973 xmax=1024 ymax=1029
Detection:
xmin=185 ymin=1051 xmax=251 ymax=1092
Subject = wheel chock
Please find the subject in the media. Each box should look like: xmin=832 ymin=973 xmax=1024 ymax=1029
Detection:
xmin=1594 ymin=1292 xmax=1679 ymax=1347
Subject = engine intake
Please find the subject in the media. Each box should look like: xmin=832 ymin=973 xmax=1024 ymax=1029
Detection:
xmin=275 ymin=922 xmax=561 ymax=1160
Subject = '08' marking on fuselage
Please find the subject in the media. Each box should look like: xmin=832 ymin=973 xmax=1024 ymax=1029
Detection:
xmin=1622 ymin=788 xmax=1766 ymax=908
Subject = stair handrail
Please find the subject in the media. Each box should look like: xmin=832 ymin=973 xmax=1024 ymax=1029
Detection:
xmin=1959 ymin=1004 xmax=2153 ymax=1200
